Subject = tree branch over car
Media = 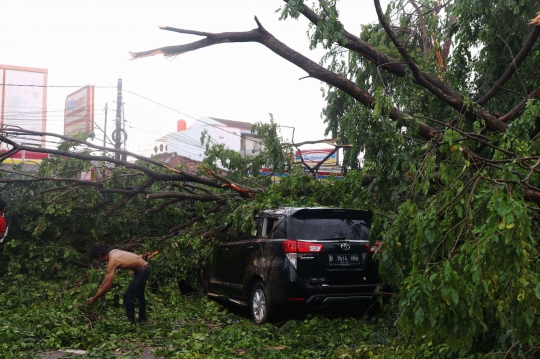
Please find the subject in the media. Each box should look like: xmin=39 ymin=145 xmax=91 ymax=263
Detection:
xmin=126 ymin=1 xmax=540 ymax=355
xmin=129 ymin=3 xmax=540 ymax=206
xmin=1 ymin=1 xmax=540 ymax=356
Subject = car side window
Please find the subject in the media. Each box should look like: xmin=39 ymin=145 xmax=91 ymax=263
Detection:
xmin=255 ymin=217 xmax=264 ymax=238
xmin=270 ymin=219 xmax=286 ymax=239
xmin=264 ymin=216 xmax=286 ymax=239
xmin=219 ymin=221 xmax=259 ymax=242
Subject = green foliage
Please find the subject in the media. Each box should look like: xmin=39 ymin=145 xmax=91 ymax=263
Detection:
xmin=280 ymin=0 xmax=346 ymax=49
xmin=201 ymin=116 xmax=293 ymax=182
xmin=0 ymin=271 xmax=393 ymax=358
xmin=252 ymin=115 xmax=294 ymax=175
xmin=1 ymin=1 xmax=539 ymax=357
xmin=201 ymin=131 xmax=249 ymax=181
xmin=449 ymin=0 xmax=540 ymax=108
xmin=277 ymin=0 xmax=540 ymax=356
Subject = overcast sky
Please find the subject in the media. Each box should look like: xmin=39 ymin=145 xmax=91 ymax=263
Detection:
xmin=1 ymin=0 xmax=382 ymax=155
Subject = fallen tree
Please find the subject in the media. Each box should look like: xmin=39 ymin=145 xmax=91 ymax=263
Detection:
xmin=127 ymin=0 xmax=540 ymax=356
xmin=0 ymin=1 xmax=539 ymax=356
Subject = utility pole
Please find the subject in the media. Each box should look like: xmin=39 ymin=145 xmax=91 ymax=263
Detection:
xmin=121 ymin=102 xmax=128 ymax=160
xmin=101 ymin=103 xmax=109 ymax=179
xmin=103 ymin=103 xmax=108 ymax=156
xmin=114 ymin=79 xmax=122 ymax=160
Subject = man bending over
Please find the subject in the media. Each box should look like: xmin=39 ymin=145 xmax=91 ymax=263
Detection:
xmin=87 ymin=244 xmax=151 ymax=323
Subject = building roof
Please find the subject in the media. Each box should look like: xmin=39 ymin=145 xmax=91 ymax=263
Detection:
xmin=152 ymin=152 xmax=228 ymax=176
xmin=209 ymin=117 xmax=253 ymax=130
xmin=152 ymin=152 xmax=201 ymax=173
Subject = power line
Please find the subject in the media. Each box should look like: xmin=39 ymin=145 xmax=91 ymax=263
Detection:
xmin=2 ymin=109 xmax=207 ymax=152
xmin=126 ymin=123 xmax=206 ymax=153
xmin=2 ymin=85 xmax=265 ymax=156
xmin=124 ymin=123 xmax=203 ymax=158
xmin=122 ymin=103 xmax=211 ymax=147
xmin=1 ymin=120 xmax=206 ymax=157
xmin=127 ymin=124 xmax=206 ymax=151
xmin=2 ymin=84 xmax=263 ymax=144
xmin=121 ymin=111 xmax=207 ymax=148
xmin=0 ymin=84 xmax=116 ymax=89
xmin=123 ymin=88 xmax=263 ymax=145
xmin=2 ymin=102 xmax=109 ymax=115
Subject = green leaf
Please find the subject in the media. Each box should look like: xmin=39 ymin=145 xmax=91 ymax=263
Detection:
xmin=414 ymin=307 xmax=424 ymax=325
xmin=450 ymin=289 xmax=459 ymax=306
xmin=472 ymin=270 xmax=480 ymax=284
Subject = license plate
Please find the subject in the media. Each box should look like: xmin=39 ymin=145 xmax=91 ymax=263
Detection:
xmin=328 ymin=254 xmax=360 ymax=266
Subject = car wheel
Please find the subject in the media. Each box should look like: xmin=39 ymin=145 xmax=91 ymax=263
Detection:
xmin=250 ymin=282 xmax=271 ymax=325
xmin=177 ymin=278 xmax=198 ymax=295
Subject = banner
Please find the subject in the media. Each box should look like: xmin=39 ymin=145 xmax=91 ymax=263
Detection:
xmin=64 ymin=85 xmax=94 ymax=136
xmin=295 ymin=149 xmax=338 ymax=166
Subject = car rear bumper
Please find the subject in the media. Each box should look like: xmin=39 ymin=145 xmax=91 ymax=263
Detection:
xmin=268 ymin=280 xmax=379 ymax=305
xmin=305 ymin=293 xmax=374 ymax=304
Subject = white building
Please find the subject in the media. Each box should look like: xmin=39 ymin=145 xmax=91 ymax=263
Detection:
xmin=138 ymin=116 xmax=264 ymax=160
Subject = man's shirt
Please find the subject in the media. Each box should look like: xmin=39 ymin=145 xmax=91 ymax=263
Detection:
xmin=0 ymin=215 xmax=6 ymax=233
xmin=0 ymin=215 xmax=7 ymax=242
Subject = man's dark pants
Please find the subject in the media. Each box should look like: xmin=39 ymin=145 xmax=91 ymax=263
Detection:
xmin=123 ymin=265 xmax=151 ymax=322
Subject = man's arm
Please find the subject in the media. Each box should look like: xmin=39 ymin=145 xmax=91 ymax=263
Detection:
xmin=87 ymin=261 xmax=116 ymax=305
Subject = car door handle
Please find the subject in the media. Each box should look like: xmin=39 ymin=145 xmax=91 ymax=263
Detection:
xmin=222 ymin=247 xmax=230 ymax=251
xmin=246 ymin=245 xmax=255 ymax=250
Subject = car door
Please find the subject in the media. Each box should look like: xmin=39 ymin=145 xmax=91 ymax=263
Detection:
xmin=208 ymin=231 xmax=236 ymax=294
xmin=209 ymin=219 xmax=262 ymax=297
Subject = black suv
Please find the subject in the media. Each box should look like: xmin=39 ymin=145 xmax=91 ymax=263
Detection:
xmin=203 ymin=207 xmax=381 ymax=324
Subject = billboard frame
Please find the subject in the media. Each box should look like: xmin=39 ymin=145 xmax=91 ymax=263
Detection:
xmin=64 ymin=85 xmax=94 ymax=136
xmin=295 ymin=148 xmax=339 ymax=166
xmin=0 ymin=64 xmax=48 ymax=148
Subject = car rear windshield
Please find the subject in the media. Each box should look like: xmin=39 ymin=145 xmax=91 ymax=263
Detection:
xmin=290 ymin=217 xmax=369 ymax=240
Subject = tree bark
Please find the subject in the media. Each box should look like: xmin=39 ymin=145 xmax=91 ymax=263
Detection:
xmin=131 ymin=22 xmax=439 ymax=140
xmin=476 ymin=25 xmax=540 ymax=105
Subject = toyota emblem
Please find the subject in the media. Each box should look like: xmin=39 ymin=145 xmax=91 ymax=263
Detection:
xmin=340 ymin=243 xmax=351 ymax=250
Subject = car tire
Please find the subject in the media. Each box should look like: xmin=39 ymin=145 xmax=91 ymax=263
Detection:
xmin=178 ymin=279 xmax=197 ymax=295
xmin=249 ymin=282 xmax=271 ymax=325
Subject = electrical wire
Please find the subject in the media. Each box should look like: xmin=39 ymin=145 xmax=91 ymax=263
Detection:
xmin=123 ymin=102 xmax=216 ymax=146
xmin=122 ymin=109 xmax=206 ymax=148
xmin=2 ymin=84 xmax=261 ymax=145
xmin=2 ymin=108 xmax=208 ymax=155
xmin=2 ymin=84 xmax=262 ymax=144
xmin=2 ymin=83 xmax=264 ymax=157
xmin=121 ymin=112 xmax=207 ymax=149
xmin=126 ymin=123 xmax=206 ymax=155
xmin=123 ymin=88 xmax=263 ymax=145
xmin=2 ymin=102 xmax=109 ymax=116
xmin=0 ymin=84 xmax=116 ymax=89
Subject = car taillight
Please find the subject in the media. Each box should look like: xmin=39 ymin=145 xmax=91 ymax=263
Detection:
xmin=282 ymin=240 xmax=297 ymax=253
xmin=283 ymin=240 xmax=323 ymax=269
xmin=298 ymin=241 xmax=323 ymax=253
xmin=282 ymin=240 xmax=323 ymax=253
xmin=365 ymin=241 xmax=381 ymax=253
